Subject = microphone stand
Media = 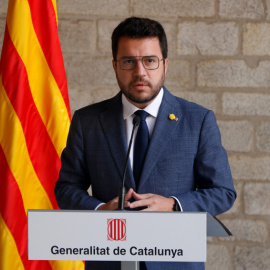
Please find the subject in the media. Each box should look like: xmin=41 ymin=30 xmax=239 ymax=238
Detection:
xmin=118 ymin=116 xmax=140 ymax=210
xmin=118 ymin=116 xmax=141 ymax=270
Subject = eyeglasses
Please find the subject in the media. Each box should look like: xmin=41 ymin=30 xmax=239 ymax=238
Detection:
xmin=116 ymin=56 xmax=164 ymax=70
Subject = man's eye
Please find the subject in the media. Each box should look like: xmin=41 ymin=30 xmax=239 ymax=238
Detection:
xmin=145 ymin=58 xmax=156 ymax=63
xmin=123 ymin=59 xmax=135 ymax=64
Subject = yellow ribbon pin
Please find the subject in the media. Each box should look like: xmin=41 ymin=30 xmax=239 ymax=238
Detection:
xmin=169 ymin=114 xmax=178 ymax=121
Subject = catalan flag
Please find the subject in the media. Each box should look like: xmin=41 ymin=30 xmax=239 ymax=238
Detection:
xmin=0 ymin=0 xmax=84 ymax=269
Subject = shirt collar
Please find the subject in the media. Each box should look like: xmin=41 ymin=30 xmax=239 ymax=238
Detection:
xmin=122 ymin=87 xmax=164 ymax=120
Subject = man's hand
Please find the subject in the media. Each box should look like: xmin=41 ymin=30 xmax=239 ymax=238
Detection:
xmin=129 ymin=191 xmax=175 ymax=211
xmin=97 ymin=188 xmax=133 ymax=210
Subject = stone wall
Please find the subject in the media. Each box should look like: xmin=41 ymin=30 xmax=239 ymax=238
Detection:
xmin=1 ymin=0 xmax=270 ymax=269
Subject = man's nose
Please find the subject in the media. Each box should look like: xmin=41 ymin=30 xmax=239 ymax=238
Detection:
xmin=133 ymin=59 xmax=147 ymax=76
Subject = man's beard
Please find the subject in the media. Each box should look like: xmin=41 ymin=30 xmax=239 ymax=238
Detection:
xmin=117 ymin=71 xmax=165 ymax=105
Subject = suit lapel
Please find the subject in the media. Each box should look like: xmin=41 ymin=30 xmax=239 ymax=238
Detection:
xmin=99 ymin=93 xmax=136 ymax=190
xmin=138 ymin=87 xmax=181 ymax=191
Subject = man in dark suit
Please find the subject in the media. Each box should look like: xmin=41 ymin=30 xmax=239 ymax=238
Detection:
xmin=55 ymin=17 xmax=236 ymax=270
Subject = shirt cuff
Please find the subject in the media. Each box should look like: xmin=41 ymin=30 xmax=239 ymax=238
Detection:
xmin=170 ymin=196 xmax=183 ymax=212
xmin=94 ymin=202 xmax=105 ymax=210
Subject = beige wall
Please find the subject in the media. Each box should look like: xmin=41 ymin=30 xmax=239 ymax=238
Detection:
xmin=1 ymin=0 xmax=270 ymax=269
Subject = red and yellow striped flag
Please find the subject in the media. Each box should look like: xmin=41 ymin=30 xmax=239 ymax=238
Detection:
xmin=0 ymin=0 xmax=84 ymax=269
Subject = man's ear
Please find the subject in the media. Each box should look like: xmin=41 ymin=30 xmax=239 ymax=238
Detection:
xmin=112 ymin=60 xmax=117 ymax=73
xmin=164 ymin=58 xmax=169 ymax=75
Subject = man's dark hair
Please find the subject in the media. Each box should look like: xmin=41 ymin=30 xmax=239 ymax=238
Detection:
xmin=111 ymin=17 xmax=168 ymax=60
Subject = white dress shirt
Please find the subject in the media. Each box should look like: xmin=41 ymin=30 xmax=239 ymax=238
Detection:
xmin=122 ymin=88 xmax=164 ymax=170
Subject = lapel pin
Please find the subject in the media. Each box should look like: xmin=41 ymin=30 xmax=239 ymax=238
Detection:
xmin=169 ymin=114 xmax=178 ymax=121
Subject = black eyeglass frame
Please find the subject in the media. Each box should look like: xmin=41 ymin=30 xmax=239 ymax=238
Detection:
xmin=115 ymin=56 xmax=165 ymax=70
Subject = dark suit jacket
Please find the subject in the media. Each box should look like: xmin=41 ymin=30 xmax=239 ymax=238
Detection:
xmin=55 ymin=87 xmax=236 ymax=270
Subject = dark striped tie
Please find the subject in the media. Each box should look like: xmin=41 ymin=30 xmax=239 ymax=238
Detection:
xmin=133 ymin=110 xmax=150 ymax=187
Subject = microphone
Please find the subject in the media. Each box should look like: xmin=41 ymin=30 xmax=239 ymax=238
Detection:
xmin=118 ymin=115 xmax=140 ymax=210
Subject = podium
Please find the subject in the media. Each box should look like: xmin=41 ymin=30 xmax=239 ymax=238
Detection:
xmin=28 ymin=210 xmax=231 ymax=269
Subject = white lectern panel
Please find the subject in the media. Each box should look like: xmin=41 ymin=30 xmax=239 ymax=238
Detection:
xmin=28 ymin=210 xmax=206 ymax=262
